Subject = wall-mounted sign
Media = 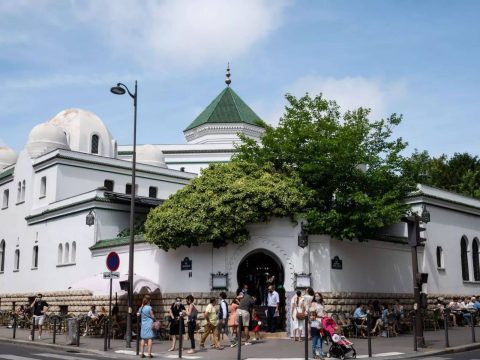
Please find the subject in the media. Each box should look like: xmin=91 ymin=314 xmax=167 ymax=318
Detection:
xmin=211 ymin=272 xmax=228 ymax=290
xmin=181 ymin=257 xmax=192 ymax=271
xmin=331 ymin=256 xmax=343 ymax=270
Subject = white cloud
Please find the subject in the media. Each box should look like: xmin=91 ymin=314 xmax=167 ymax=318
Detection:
xmin=70 ymin=0 xmax=290 ymax=70
xmin=288 ymin=75 xmax=407 ymax=120
xmin=0 ymin=73 xmax=138 ymax=90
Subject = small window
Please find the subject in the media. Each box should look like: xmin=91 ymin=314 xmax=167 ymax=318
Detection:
xmin=14 ymin=249 xmax=20 ymax=271
xmin=32 ymin=245 xmax=39 ymax=268
xmin=40 ymin=177 xmax=47 ymax=198
xmin=0 ymin=240 xmax=5 ymax=272
xmin=71 ymin=241 xmax=76 ymax=263
xmin=149 ymin=186 xmax=157 ymax=198
xmin=64 ymin=243 xmax=70 ymax=264
xmin=461 ymin=236 xmax=469 ymax=281
xmin=473 ymin=238 xmax=480 ymax=281
xmin=436 ymin=246 xmax=444 ymax=268
xmin=104 ymin=180 xmax=114 ymax=192
xmin=58 ymin=244 xmax=63 ymax=264
xmin=2 ymin=189 xmax=9 ymax=208
xmin=180 ymin=167 xmax=185 ymax=172
xmin=91 ymin=134 xmax=99 ymax=154
xmin=126 ymin=183 xmax=132 ymax=195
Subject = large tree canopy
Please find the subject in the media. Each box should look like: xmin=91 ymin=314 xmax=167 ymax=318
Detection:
xmin=145 ymin=92 xmax=416 ymax=249
xmin=235 ymin=93 xmax=415 ymax=240
xmin=403 ymin=150 xmax=480 ymax=198
xmin=145 ymin=161 xmax=309 ymax=250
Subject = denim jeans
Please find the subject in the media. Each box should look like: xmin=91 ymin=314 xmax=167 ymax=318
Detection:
xmin=312 ymin=334 xmax=323 ymax=356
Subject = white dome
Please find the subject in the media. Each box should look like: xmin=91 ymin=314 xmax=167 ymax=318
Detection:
xmin=48 ymin=108 xmax=115 ymax=157
xmin=26 ymin=123 xmax=70 ymax=158
xmin=136 ymin=145 xmax=167 ymax=168
xmin=0 ymin=146 xmax=17 ymax=169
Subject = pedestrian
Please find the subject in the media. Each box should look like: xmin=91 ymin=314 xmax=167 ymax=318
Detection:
xmin=266 ymin=285 xmax=279 ymax=332
xmin=228 ymin=297 xmax=240 ymax=340
xmin=184 ymin=295 xmax=198 ymax=354
xmin=29 ymin=293 xmax=48 ymax=340
xmin=137 ymin=295 xmax=155 ymax=358
xmin=200 ymin=297 xmax=223 ymax=350
xmin=218 ymin=292 xmax=232 ymax=345
xmin=291 ymin=290 xmax=305 ymax=341
xmin=235 ymin=292 xmax=256 ymax=346
xmin=168 ymin=297 xmax=185 ymax=351
xmin=252 ymin=310 xmax=262 ymax=341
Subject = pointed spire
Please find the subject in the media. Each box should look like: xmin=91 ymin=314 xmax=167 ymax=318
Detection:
xmin=225 ymin=62 xmax=231 ymax=86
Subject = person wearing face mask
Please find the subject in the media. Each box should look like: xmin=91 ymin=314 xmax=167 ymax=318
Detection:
xmin=266 ymin=285 xmax=280 ymax=333
xmin=168 ymin=297 xmax=186 ymax=351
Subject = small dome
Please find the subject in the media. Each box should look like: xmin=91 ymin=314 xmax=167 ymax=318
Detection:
xmin=136 ymin=145 xmax=167 ymax=168
xmin=26 ymin=123 xmax=70 ymax=158
xmin=48 ymin=108 xmax=115 ymax=157
xmin=0 ymin=146 xmax=17 ymax=169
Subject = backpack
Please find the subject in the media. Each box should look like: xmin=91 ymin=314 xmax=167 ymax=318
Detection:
xmin=219 ymin=299 xmax=229 ymax=320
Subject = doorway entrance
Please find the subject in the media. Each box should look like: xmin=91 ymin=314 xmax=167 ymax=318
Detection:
xmin=237 ymin=250 xmax=284 ymax=303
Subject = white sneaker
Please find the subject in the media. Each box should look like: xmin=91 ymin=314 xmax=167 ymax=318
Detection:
xmin=244 ymin=342 xmax=252 ymax=346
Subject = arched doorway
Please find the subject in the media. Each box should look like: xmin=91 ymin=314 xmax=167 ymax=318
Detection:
xmin=237 ymin=249 xmax=284 ymax=303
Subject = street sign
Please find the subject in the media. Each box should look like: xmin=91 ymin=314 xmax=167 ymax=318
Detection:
xmin=106 ymin=251 xmax=120 ymax=272
xmin=103 ymin=271 xmax=120 ymax=279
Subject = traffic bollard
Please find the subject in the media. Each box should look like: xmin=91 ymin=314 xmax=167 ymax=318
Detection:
xmin=76 ymin=318 xmax=81 ymax=347
xmin=471 ymin=314 xmax=476 ymax=343
xmin=12 ymin=314 xmax=17 ymax=339
xmin=412 ymin=314 xmax=417 ymax=352
xmin=136 ymin=315 xmax=140 ymax=356
xmin=52 ymin=317 xmax=57 ymax=344
xmin=443 ymin=310 xmax=450 ymax=348
xmin=179 ymin=316 xmax=184 ymax=359
xmin=367 ymin=312 xmax=372 ymax=357
xmin=237 ymin=313 xmax=242 ymax=360
xmin=304 ymin=315 xmax=308 ymax=360
xmin=31 ymin=316 xmax=35 ymax=341
xmin=103 ymin=319 xmax=108 ymax=351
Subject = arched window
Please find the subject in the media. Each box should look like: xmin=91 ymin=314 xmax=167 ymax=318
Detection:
xmin=21 ymin=180 xmax=26 ymax=201
xmin=104 ymin=180 xmax=114 ymax=191
xmin=17 ymin=181 xmax=21 ymax=203
xmin=14 ymin=249 xmax=20 ymax=270
xmin=0 ymin=240 xmax=5 ymax=272
xmin=71 ymin=241 xmax=76 ymax=263
xmin=91 ymin=134 xmax=99 ymax=154
xmin=32 ymin=245 xmax=39 ymax=268
xmin=58 ymin=244 xmax=63 ymax=264
xmin=461 ymin=236 xmax=469 ymax=281
xmin=64 ymin=243 xmax=70 ymax=264
xmin=2 ymin=189 xmax=9 ymax=208
xmin=473 ymin=238 xmax=480 ymax=281
xmin=436 ymin=246 xmax=444 ymax=268
xmin=40 ymin=176 xmax=47 ymax=198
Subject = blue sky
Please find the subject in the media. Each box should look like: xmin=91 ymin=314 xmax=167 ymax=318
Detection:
xmin=1 ymin=0 xmax=479 ymax=157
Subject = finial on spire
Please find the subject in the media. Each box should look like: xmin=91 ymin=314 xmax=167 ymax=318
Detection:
xmin=225 ymin=62 xmax=231 ymax=86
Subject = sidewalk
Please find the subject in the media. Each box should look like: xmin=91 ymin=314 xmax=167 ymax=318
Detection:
xmin=2 ymin=325 xmax=480 ymax=359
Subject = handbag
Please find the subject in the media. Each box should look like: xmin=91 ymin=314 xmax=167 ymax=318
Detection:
xmin=296 ymin=306 xmax=305 ymax=320
xmin=151 ymin=320 xmax=161 ymax=331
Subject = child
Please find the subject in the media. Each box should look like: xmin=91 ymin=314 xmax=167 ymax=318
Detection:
xmin=310 ymin=311 xmax=323 ymax=359
xmin=252 ymin=311 xmax=262 ymax=341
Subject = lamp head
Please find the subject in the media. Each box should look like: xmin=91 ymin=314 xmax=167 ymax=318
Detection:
xmin=110 ymin=84 xmax=126 ymax=95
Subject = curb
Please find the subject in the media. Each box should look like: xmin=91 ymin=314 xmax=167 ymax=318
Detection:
xmin=374 ymin=342 xmax=480 ymax=359
xmin=0 ymin=337 xmax=127 ymax=358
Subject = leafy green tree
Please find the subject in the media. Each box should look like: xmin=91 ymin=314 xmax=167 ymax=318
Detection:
xmin=145 ymin=161 xmax=309 ymax=250
xmin=236 ymin=93 xmax=415 ymax=240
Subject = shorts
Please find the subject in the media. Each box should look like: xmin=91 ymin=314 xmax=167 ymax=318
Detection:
xmin=237 ymin=309 xmax=250 ymax=327
xmin=34 ymin=315 xmax=45 ymax=326
xmin=217 ymin=319 xmax=229 ymax=335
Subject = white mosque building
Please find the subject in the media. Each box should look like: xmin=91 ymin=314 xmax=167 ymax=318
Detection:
xmin=1 ymin=75 xmax=480 ymax=324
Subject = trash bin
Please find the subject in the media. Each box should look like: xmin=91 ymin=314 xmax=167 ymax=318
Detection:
xmin=66 ymin=318 xmax=78 ymax=345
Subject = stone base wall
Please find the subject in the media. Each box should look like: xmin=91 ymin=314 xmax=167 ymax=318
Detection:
xmin=0 ymin=290 xmax=472 ymax=319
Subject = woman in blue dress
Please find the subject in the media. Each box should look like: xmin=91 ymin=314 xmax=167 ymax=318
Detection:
xmin=137 ymin=295 xmax=155 ymax=358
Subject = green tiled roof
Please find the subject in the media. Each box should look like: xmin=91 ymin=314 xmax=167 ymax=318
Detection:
xmin=184 ymin=87 xmax=262 ymax=131
xmin=0 ymin=167 xmax=14 ymax=181
xmin=89 ymin=234 xmax=146 ymax=251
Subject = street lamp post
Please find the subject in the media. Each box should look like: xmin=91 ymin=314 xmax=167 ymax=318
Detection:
xmin=110 ymin=81 xmax=137 ymax=348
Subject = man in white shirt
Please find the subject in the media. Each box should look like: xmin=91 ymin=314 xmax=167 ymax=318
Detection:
xmin=266 ymin=285 xmax=279 ymax=332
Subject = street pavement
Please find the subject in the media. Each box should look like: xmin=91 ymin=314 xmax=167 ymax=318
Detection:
xmin=2 ymin=325 xmax=480 ymax=359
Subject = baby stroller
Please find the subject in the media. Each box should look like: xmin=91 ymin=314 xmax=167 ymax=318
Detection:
xmin=322 ymin=316 xmax=356 ymax=360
